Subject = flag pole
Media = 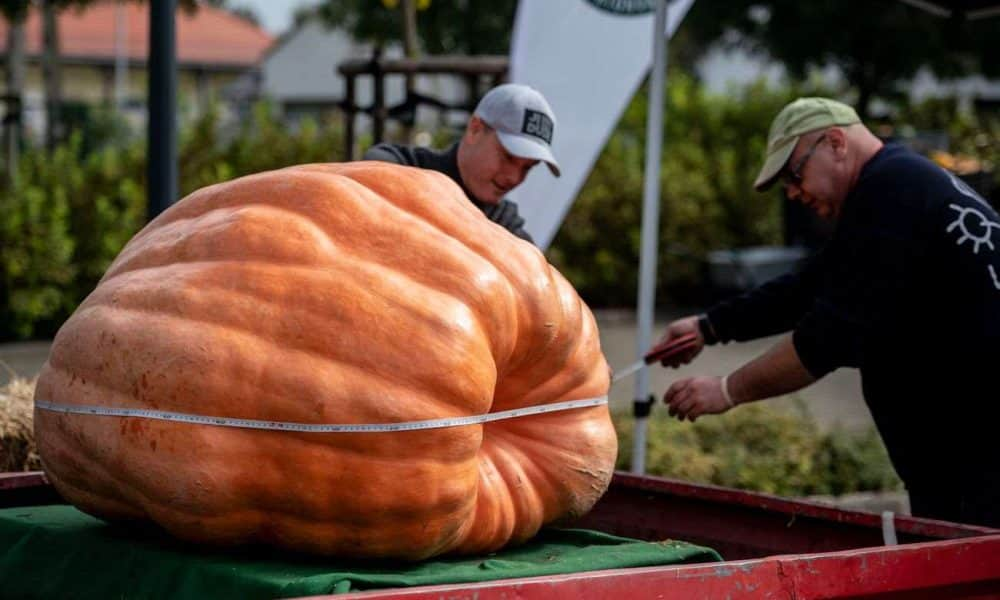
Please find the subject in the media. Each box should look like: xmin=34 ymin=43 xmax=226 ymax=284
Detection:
xmin=631 ymin=0 xmax=669 ymax=474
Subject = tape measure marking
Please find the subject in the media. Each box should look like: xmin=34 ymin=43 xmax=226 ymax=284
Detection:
xmin=34 ymin=396 xmax=608 ymax=433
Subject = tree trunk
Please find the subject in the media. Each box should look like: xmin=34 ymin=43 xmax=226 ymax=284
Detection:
xmin=401 ymin=0 xmax=419 ymax=140
xmin=4 ymin=14 xmax=26 ymax=177
xmin=42 ymin=0 xmax=63 ymax=152
xmin=114 ymin=0 xmax=129 ymax=111
xmin=402 ymin=0 xmax=419 ymax=59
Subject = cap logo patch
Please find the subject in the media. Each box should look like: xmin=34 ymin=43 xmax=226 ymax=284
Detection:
xmin=522 ymin=109 xmax=553 ymax=145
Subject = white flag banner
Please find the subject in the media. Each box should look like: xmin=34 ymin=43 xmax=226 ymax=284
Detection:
xmin=508 ymin=0 xmax=694 ymax=249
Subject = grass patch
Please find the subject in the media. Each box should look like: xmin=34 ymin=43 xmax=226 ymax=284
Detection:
xmin=614 ymin=398 xmax=902 ymax=497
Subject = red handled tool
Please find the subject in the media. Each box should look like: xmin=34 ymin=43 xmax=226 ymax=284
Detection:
xmin=612 ymin=332 xmax=699 ymax=383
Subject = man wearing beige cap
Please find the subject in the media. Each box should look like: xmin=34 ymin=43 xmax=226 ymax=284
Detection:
xmin=648 ymin=97 xmax=1000 ymax=527
xmin=363 ymin=83 xmax=560 ymax=244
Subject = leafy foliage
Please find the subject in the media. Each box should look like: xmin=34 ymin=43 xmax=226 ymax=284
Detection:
xmin=614 ymin=401 xmax=902 ymax=496
xmin=682 ymin=0 xmax=1000 ymax=116
xmin=898 ymin=98 xmax=1000 ymax=182
xmin=0 ymin=103 xmax=344 ymax=340
xmin=315 ymin=0 xmax=517 ymax=55
xmin=0 ymin=149 xmax=76 ymax=339
xmin=0 ymin=1 xmax=30 ymax=21
xmin=3 ymin=81 xmax=998 ymax=338
xmin=547 ymin=73 xmax=799 ymax=307
xmin=180 ymin=102 xmax=344 ymax=196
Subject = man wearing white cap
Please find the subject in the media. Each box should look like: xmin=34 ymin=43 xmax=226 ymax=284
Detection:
xmin=364 ymin=83 xmax=560 ymax=243
xmin=647 ymin=97 xmax=1000 ymax=527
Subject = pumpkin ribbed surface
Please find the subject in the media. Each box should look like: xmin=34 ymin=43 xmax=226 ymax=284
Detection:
xmin=33 ymin=162 xmax=617 ymax=560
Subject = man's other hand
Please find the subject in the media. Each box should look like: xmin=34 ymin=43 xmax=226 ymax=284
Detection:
xmin=663 ymin=376 xmax=732 ymax=422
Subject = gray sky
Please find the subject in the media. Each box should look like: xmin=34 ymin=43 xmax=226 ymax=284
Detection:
xmin=236 ymin=0 xmax=320 ymax=35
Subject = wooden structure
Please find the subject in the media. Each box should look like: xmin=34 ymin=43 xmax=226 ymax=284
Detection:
xmin=337 ymin=54 xmax=508 ymax=160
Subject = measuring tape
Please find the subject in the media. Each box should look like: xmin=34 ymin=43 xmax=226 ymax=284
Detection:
xmin=34 ymin=396 xmax=608 ymax=434
xmin=34 ymin=354 xmax=656 ymax=434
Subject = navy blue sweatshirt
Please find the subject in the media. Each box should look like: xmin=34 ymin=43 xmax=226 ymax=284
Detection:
xmin=363 ymin=142 xmax=534 ymax=243
xmin=705 ymin=144 xmax=1000 ymax=495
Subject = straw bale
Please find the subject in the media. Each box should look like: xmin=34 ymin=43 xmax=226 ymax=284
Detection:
xmin=0 ymin=376 xmax=41 ymax=471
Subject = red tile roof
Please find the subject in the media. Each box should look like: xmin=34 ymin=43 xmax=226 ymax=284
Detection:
xmin=0 ymin=1 xmax=274 ymax=67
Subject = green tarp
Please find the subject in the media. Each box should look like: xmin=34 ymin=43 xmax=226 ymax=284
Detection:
xmin=0 ymin=504 xmax=720 ymax=599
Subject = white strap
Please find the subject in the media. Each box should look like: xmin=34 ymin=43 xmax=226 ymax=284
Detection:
xmin=720 ymin=374 xmax=734 ymax=408
xmin=881 ymin=510 xmax=898 ymax=546
xmin=35 ymin=396 xmax=608 ymax=434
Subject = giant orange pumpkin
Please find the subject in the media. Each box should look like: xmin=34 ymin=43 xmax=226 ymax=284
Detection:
xmin=33 ymin=162 xmax=617 ymax=559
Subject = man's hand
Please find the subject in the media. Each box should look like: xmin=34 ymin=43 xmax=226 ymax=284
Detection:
xmin=649 ymin=316 xmax=704 ymax=367
xmin=663 ymin=376 xmax=732 ymax=422
xmin=660 ymin=336 xmax=816 ymax=423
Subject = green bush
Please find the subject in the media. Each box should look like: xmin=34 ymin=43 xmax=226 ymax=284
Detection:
xmin=0 ymin=102 xmax=345 ymax=341
xmin=896 ymin=97 xmax=1000 ymax=198
xmin=9 ymin=84 xmax=997 ymax=340
xmin=613 ymin=401 xmax=902 ymax=497
xmin=1 ymin=139 xmax=80 ymax=339
xmin=548 ymin=75 xmax=801 ymax=307
xmin=180 ymin=102 xmax=345 ymax=196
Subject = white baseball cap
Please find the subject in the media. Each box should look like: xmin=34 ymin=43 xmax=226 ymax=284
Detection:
xmin=473 ymin=83 xmax=561 ymax=177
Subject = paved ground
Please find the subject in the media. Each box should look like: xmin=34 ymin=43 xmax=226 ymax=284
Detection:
xmin=0 ymin=340 xmax=52 ymax=384
xmin=0 ymin=308 xmax=875 ymax=432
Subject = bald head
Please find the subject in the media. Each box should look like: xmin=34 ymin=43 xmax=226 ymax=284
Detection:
xmin=778 ymin=122 xmax=883 ymax=220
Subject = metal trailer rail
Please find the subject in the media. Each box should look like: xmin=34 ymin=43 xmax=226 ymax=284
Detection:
xmin=3 ymin=471 xmax=999 ymax=599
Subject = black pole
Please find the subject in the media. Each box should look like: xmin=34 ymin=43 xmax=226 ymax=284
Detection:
xmin=344 ymin=74 xmax=355 ymax=160
xmin=147 ymin=0 xmax=177 ymax=221
xmin=372 ymin=55 xmax=385 ymax=145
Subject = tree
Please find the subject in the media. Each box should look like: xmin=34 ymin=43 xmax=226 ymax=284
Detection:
xmin=196 ymin=0 xmax=260 ymax=26
xmin=1 ymin=0 xmax=29 ymax=176
xmin=682 ymin=0 xmax=1000 ymax=117
xmin=41 ymin=0 xmax=67 ymax=152
xmin=35 ymin=0 xmax=225 ymax=153
xmin=315 ymin=0 xmax=517 ymax=55
xmin=40 ymin=0 xmax=110 ymax=151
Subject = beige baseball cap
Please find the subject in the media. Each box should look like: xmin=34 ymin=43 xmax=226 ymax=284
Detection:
xmin=753 ymin=97 xmax=861 ymax=191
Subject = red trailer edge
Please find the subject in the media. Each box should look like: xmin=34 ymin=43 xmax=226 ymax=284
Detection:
xmin=4 ymin=470 xmax=999 ymax=599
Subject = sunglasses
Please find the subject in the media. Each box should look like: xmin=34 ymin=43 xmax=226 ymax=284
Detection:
xmin=782 ymin=134 xmax=826 ymax=185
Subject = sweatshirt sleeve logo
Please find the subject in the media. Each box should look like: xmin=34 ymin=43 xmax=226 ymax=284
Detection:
xmin=947 ymin=204 xmax=1000 ymax=254
xmin=944 ymin=172 xmax=1000 ymax=290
